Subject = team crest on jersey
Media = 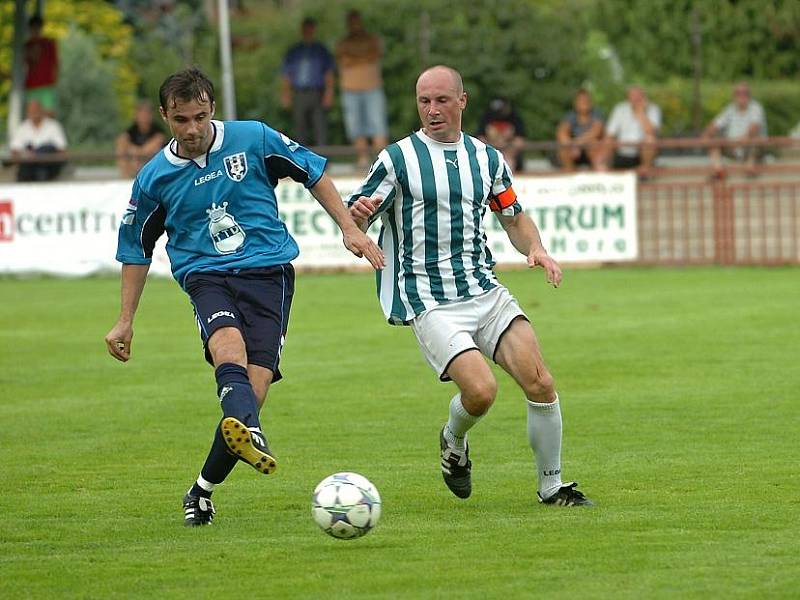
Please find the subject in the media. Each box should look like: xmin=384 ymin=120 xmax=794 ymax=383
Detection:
xmin=223 ymin=152 xmax=248 ymax=182
xmin=207 ymin=201 xmax=246 ymax=254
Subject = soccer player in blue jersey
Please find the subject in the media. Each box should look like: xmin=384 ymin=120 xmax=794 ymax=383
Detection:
xmin=348 ymin=66 xmax=592 ymax=507
xmin=104 ymin=67 xmax=384 ymax=526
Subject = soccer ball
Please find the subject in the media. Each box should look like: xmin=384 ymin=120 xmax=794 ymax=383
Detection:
xmin=311 ymin=472 xmax=381 ymax=539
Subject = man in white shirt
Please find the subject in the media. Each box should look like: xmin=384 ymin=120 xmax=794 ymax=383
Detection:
xmin=10 ymin=99 xmax=68 ymax=181
xmin=600 ymin=86 xmax=661 ymax=178
xmin=703 ymin=82 xmax=767 ymax=178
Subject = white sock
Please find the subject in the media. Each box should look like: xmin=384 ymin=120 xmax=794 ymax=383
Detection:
xmin=527 ymin=394 xmax=564 ymax=499
xmin=444 ymin=394 xmax=482 ymax=450
xmin=191 ymin=474 xmax=216 ymax=495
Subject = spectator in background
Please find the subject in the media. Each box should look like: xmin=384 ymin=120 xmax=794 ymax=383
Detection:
xmin=477 ymin=96 xmax=526 ymax=171
xmin=703 ymin=82 xmax=767 ymax=178
xmin=24 ymin=14 xmax=59 ymax=116
xmin=280 ymin=17 xmax=335 ymax=147
xmin=556 ymin=88 xmax=604 ymax=171
xmin=10 ymin=99 xmax=67 ymax=182
xmin=600 ymin=85 xmax=661 ymax=178
xmin=115 ymin=99 xmax=166 ymax=178
xmin=336 ymin=10 xmax=388 ymax=169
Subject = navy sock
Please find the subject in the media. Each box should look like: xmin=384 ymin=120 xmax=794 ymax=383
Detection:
xmin=189 ymin=482 xmax=213 ymax=499
xmin=196 ymin=425 xmax=237 ymax=491
xmin=215 ymin=362 xmax=261 ymax=429
xmin=189 ymin=364 xmax=261 ymax=493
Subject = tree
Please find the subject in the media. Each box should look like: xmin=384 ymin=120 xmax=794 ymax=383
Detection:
xmin=0 ymin=0 xmax=135 ymax=144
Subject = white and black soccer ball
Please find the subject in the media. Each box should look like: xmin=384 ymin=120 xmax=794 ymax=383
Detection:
xmin=311 ymin=472 xmax=381 ymax=539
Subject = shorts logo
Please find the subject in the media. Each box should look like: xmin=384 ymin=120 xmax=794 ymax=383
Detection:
xmin=207 ymin=201 xmax=246 ymax=254
xmin=207 ymin=310 xmax=235 ymax=324
xmin=223 ymin=152 xmax=248 ymax=182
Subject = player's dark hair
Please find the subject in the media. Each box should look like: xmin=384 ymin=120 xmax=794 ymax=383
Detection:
xmin=29 ymin=14 xmax=43 ymax=28
xmin=159 ymin=67 xmax=215 ymax=112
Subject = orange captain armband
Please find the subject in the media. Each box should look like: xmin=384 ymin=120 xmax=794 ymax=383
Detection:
xmin=489 ymin=187 xmax=518 ymax=212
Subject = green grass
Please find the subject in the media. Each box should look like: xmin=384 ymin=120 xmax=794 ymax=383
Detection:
xmin=1 ymin=267 xmax=798 ymax=599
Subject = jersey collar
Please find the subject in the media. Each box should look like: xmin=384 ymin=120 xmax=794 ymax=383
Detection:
xmin=416 ymin=129 xmax=463 ymax=149
xmin=163 ymin=120 xmax=226 ymax=168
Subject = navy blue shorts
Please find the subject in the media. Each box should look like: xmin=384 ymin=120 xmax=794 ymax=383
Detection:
xmin=184 ymin=265 xmax=295 ymax=382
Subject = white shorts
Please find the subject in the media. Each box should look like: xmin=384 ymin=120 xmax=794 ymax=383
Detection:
xmin=409 ymin=286 xmax=528 ymax=381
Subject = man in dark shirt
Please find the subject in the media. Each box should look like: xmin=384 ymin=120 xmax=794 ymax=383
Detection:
xmin=280 ymin=17 xmax=335 ymax=146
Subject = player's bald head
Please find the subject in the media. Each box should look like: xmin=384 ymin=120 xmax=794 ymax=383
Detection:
xmin=416 ymin=65 xmax=464 ymax=96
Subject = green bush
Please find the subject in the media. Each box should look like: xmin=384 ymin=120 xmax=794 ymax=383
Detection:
xmin=57 ymin=28 xmax=119 ymax=149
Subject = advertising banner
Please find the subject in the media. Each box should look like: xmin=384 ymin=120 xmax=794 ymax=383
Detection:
xmin=0 ymin=172 xmax=637 ymax=276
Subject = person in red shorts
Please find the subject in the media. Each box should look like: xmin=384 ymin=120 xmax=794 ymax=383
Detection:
xmin=24 ymin=14 xmax=59 ymax=115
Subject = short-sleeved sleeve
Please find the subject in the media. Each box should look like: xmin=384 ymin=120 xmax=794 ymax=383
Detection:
xmin=606 ymin=104 xmax=623 ymax=137
xmin=116 ymin=179 xmax=165 ymax=265
xmin=262 ymin=124 xmax=327 ymax=188
xmin=648 ymin=104 xmax=662 ymax=130
xmin=347 ymin=149 xmax=398 ymax=225
xmin=751 ymin=102 xmax=767 ymax=133
xmin=488 ymin=149 xmax=522 ymax=217
xmin=713 ymin=105 xmax=734 ymax=130
xmin=280 ymin=46 xmax=295 ymax=76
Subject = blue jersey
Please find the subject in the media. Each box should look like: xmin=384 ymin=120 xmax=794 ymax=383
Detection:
xmin=116 ymin=120 xmax=326 ymax=289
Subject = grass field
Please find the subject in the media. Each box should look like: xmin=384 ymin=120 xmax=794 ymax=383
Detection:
xmin=1 ymin=266 xmax=798 ymax=599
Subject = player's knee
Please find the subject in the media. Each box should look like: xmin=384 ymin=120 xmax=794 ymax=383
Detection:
xmin=208 ymin=327 xmax=247 ymax=366
xmin=463 ymin=379 xmax=497 ymax=415
xmin=522 ymin=370 xmax=555 ymax=403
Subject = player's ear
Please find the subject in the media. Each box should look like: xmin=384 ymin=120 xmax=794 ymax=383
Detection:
xmin=460 ymin=92 xmax=468 ymax=110
xmin=210 ymin=102 xmax=216 ymax=118
xmin=159 ymin=106 xmax=168 ymax=122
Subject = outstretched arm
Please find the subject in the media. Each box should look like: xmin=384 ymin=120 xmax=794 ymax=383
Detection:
xmin=104 ymin=263 xmax=150 ymax=361
xmin=310 ymin=173 xmax=385 ymax=269
xmin=497 ymin=211 xmax=562 ymax=287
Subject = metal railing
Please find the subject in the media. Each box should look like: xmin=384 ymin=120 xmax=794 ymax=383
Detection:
xmin=637 ymin=179 xmax=800 ymax=265
xmin=3 ymin=135 xmax=800 ymax=171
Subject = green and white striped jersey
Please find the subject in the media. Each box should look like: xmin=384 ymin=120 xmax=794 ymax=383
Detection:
xmin=347 ymin=130 xmax=522 ymax=325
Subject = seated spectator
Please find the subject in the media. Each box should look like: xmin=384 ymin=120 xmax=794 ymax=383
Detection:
xmin=702 ymin=82 xmax=767 ymax=178
xmin=115 ymin=99 xmax=166 ymax=178
xmin=556 ymin=88 xmax=604 ymax=171
xmin=477 ymin=96 xmax=525 ymax=171
xmin=600 ymin=85 xmax=661 ymax=178
xmin=24 ymin=14 xmax=59 ymax=116
xmin=336 ymin=10 xmax=389 ymax=169
xmin=9 ymin=99 xmax=67 ymax=182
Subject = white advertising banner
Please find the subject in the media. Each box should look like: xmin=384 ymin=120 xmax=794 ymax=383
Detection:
xmin=487 ymin=172 xmax=638 ymax=262
xmin=0 ymin=172 xmax=637 ymax=277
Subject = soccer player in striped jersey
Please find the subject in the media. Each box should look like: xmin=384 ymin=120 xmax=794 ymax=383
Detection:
xmin=349 ymin=66 xmax=592 ymax=507
xmin=104 ymin=67 xmax=384 ymax=526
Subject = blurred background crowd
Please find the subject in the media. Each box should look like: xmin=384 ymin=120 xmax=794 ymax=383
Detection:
xmin=3 ymin=0 xmax=800 ymax=182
